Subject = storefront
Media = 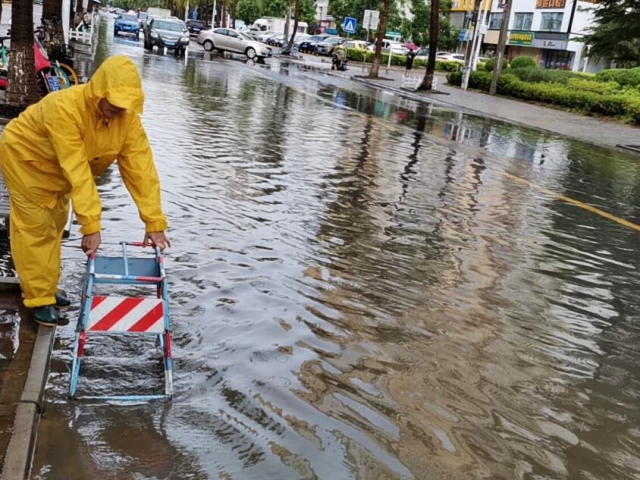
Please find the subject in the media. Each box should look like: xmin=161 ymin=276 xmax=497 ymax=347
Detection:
xmin=533 ymin=32 xmax=572 ymax=69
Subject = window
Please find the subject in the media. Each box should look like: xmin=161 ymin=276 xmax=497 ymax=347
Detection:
xmin=489 ymin=13 xmax=503 ymax=30
xmin=513 ymin=13 xmax=533 ymax=30
xmin=541 ymin=12 xmax=563 ymax=31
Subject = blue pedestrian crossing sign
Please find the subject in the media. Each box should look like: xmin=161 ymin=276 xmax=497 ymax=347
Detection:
xmin=343 ymin=17 xmax=357 ymax=34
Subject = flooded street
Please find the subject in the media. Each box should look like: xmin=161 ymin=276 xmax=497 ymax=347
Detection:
xmin=27 ymin=18 xmax=640 ymax=480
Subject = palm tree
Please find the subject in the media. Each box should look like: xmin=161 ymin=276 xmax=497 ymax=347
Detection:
xmin=418 ymin=0 xmax=439 ymax=90
xmin=282 ymin=0 xmax=300 ymax=55
xmin=6 ymin=0 xmax=39 ymax=106
xmin=368 ymin=0 xmax=390 ymax=79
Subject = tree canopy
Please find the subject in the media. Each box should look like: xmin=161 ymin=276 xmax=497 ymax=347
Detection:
xmin=586 ymin=0 xmax=640 ymax=67
xmin=236 ymin=0 xmax=316 ymax=25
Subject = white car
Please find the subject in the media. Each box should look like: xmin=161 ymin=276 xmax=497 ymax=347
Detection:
xmin=367 ymin=40 xmax=408 ymax=55
xmin=197 ymin=28 xmax=272 ymax=60
xmin=437 ymin=52 xmax=465 ymax=62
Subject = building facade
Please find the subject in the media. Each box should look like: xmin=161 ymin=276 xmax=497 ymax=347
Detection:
xmin=482 ymin=0 xmax=602 ymax=72
xmin=450 ymin=0 xmax=493 ymax=29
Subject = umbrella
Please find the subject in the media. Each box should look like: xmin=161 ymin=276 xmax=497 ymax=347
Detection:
xmin=403 ymin=42 xmax=418 ymax=50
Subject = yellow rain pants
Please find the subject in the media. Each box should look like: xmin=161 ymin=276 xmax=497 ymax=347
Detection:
xmin=0 ymin=55 xmax=167 ymax=308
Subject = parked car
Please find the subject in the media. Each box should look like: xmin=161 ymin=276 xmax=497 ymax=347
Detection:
xmin=316 ymin=36 xmax=346 ymax=56
xmin=114 ymin=13 xmax=141 ymax=37
xmin=266 ymin=33 xmax=285 ymax=47
xmin=144 ymin=18 xmax=190 ymax=53
xmin=197 ymin=28 xmax=272 ymax=60
xmin=438 ymin=53 xmax=465 ymax=62
xmin=138 ymin=12 xmax=148 ymax=28
xmin=255 ymin=31 xmax=275 ymax=42
xmin=186 ymin=20 xmax=206 ymax=36
xmin=299 ymin=34 xmax=329 ymax=54
xmin=415 ymin=47 xmax=429 ymax=60
xmin=344 ymin=40 xmax=368 ymax=50
xmin=367 ymin=39 xmax=408 ymax=55
xmin=293 ymin=33 xmax=312 ymax=47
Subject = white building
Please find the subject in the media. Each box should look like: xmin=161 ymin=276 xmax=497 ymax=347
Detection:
xmin=482 ymin=0 xmax=603 ymax=72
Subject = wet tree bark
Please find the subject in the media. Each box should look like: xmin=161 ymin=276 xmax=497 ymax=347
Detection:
xmin=6 ymin=0 xmax=39 ymax=106
xmin=367 ymin=0 xmax=390 ymax=79
xmin=418 ymin=0 xmax=440 ymax=90
xmin=221 ymin=3 xmax=227 ymax=27
xmin=42 ymin=0 xmax=66 ymax=42
xmin=283 ymin=0 xmax=300 ymax=55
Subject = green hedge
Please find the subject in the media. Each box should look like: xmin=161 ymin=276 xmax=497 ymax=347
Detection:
xmin=595 ymin=67 xmax=640 ymax=87
xmin=509 ymin=67 xmax=588 ymax=85
xmin=446 ymin=70 xmax=640 ymax=122
xmin=510 ymin=56 xmax=537 ymax=69
xmin=343 ymin=49 xmax=462 ymax=72
xmin=567 ymin=78 xmax=621 ymax=95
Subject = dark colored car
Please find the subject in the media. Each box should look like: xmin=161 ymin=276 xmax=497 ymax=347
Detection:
xmin=114 ymin=13 xmax=141 ymax=37
xmin=315 ymin=36 xmax=346 ymax=56
xmin=186 ymin=20 xmax=205 ymax=36
xmin=144 ymin=18 xmax=190 ymax=53
xmin=299 ymin=35 xmax=329 ymax=54
xmin=266 ymin=33 xmax=285 ymax=47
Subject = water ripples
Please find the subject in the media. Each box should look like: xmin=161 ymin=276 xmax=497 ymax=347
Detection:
xmin=29 ymin=20 xmax=640 ymax=480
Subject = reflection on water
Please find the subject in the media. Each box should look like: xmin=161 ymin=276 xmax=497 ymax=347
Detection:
xmin=31 ymin=16 xmax=640 ymax=480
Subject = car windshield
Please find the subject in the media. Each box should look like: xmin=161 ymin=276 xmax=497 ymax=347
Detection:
xmin=139 ymin=13 xmax=148 ymax=19
xmin=308 ymin=36 xmax=326 ymax=42
xmin=239 ymin=32 xmax=253 ymax=40
xmin=326 ymin=37 xmax=343 ymax=44
xmin=120 ymin=14 xmax=137 ymax=22
xmin=154 ymin=20 xmax=183 ymax=32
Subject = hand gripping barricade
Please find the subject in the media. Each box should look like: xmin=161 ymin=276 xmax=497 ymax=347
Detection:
xmin=69 ymin=241 xmax=173 ymax=401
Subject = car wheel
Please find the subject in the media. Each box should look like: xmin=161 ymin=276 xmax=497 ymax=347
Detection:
xmin=203 ymin=39 xmax=214 ymax=51
xmin=246 ymin=47 xmax=257 ymax=59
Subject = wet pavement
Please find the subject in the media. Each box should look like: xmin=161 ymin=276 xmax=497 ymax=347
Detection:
xmin=19 ymin=15 xmax=640 ymax=480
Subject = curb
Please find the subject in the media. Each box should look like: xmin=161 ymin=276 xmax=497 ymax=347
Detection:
xmin=1 ymin=325 xmax=56 ymax=480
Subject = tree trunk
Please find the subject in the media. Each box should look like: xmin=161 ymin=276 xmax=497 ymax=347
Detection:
xmin=418 ymin=0 xmax=440 ymax=90
xmin=221 ymin=4 xmax=227 ymax=27
xmin=74 ymin=0 xmax=83 ymax=27
xmin=283 ymin=0 xmax=300 ymax=54
xmin=42 ymin=0 xmax=66 ymax=42
xmin=87 ymin=0 xmax=94 ymax=14
xmin=7 ymin=0 xmax=39 ymax=106
xmin=231 ymin=0 xmax=237 ymax=28
xmin=368 ymin=0 xmax=390 ymax=79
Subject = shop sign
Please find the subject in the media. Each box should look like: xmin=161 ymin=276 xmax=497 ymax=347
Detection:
xmin=536 ymin=0 xmax=566 ymax=8
xmin=508 ymin=31 xmax=534 ymax=46
xmin=533 ymin=38 xmax=568 ymax=49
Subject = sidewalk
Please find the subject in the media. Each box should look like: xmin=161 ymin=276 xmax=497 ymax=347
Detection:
xmin=283 ymin=55 xmax=638 ymax=152
xmin=349 ymin=69 xmax=639 ymax=152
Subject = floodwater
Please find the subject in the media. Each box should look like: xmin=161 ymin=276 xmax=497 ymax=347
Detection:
xmin=28 ymin=16 xmax=640 ymax=480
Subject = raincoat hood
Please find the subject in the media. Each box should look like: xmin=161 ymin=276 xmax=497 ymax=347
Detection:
xmin=86 ymin=55 xmax=144 ymax=114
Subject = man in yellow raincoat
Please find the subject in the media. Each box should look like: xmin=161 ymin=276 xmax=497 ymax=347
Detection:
xmin=0 ymin=55 xmax=170 ymax=326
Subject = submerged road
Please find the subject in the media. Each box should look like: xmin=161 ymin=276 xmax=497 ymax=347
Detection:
xmin=23 ymin=16 xmax=640 ymax=480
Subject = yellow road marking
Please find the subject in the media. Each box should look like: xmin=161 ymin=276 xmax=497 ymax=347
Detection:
xmin=503 ymin=172 xmax=640 ymax=233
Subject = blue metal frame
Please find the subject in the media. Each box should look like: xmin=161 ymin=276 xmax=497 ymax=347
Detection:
xmin=69 ymin=241 xmax=173 ymax=401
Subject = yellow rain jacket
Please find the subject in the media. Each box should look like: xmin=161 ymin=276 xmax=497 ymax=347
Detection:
xmin=0 ymin=55 xmax=167 ymax=308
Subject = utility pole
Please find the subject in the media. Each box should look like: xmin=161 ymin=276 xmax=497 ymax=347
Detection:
xmin=211 ymin=0 xmax=216 ymax=27
xmin=461 ymin=0 xmax=482 ymax=90
xmin=490 ymin=0 xmax=511 ymax=95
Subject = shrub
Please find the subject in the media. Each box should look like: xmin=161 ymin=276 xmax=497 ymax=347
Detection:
xmin=447 ymin=71 xmax=462 ymax=86
xmin=469 ymin=71 xmax=492 ymax=90
xmin=510 ymin=56 xmax=537 ymax=69
xmin=567 ymin=78 xmax=621 ymax=95
xmin=477 ymin=61 xmax=488 ymax=72
xmin=595 ymin=68 xmax=640 ymax=87
xmin=484 ymin=58 xmax=496 ymax=72
xmin=436 ymin=60 xmax=463 ymax=72
xmin=509 ymin=67 xmax=586 ymax=85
